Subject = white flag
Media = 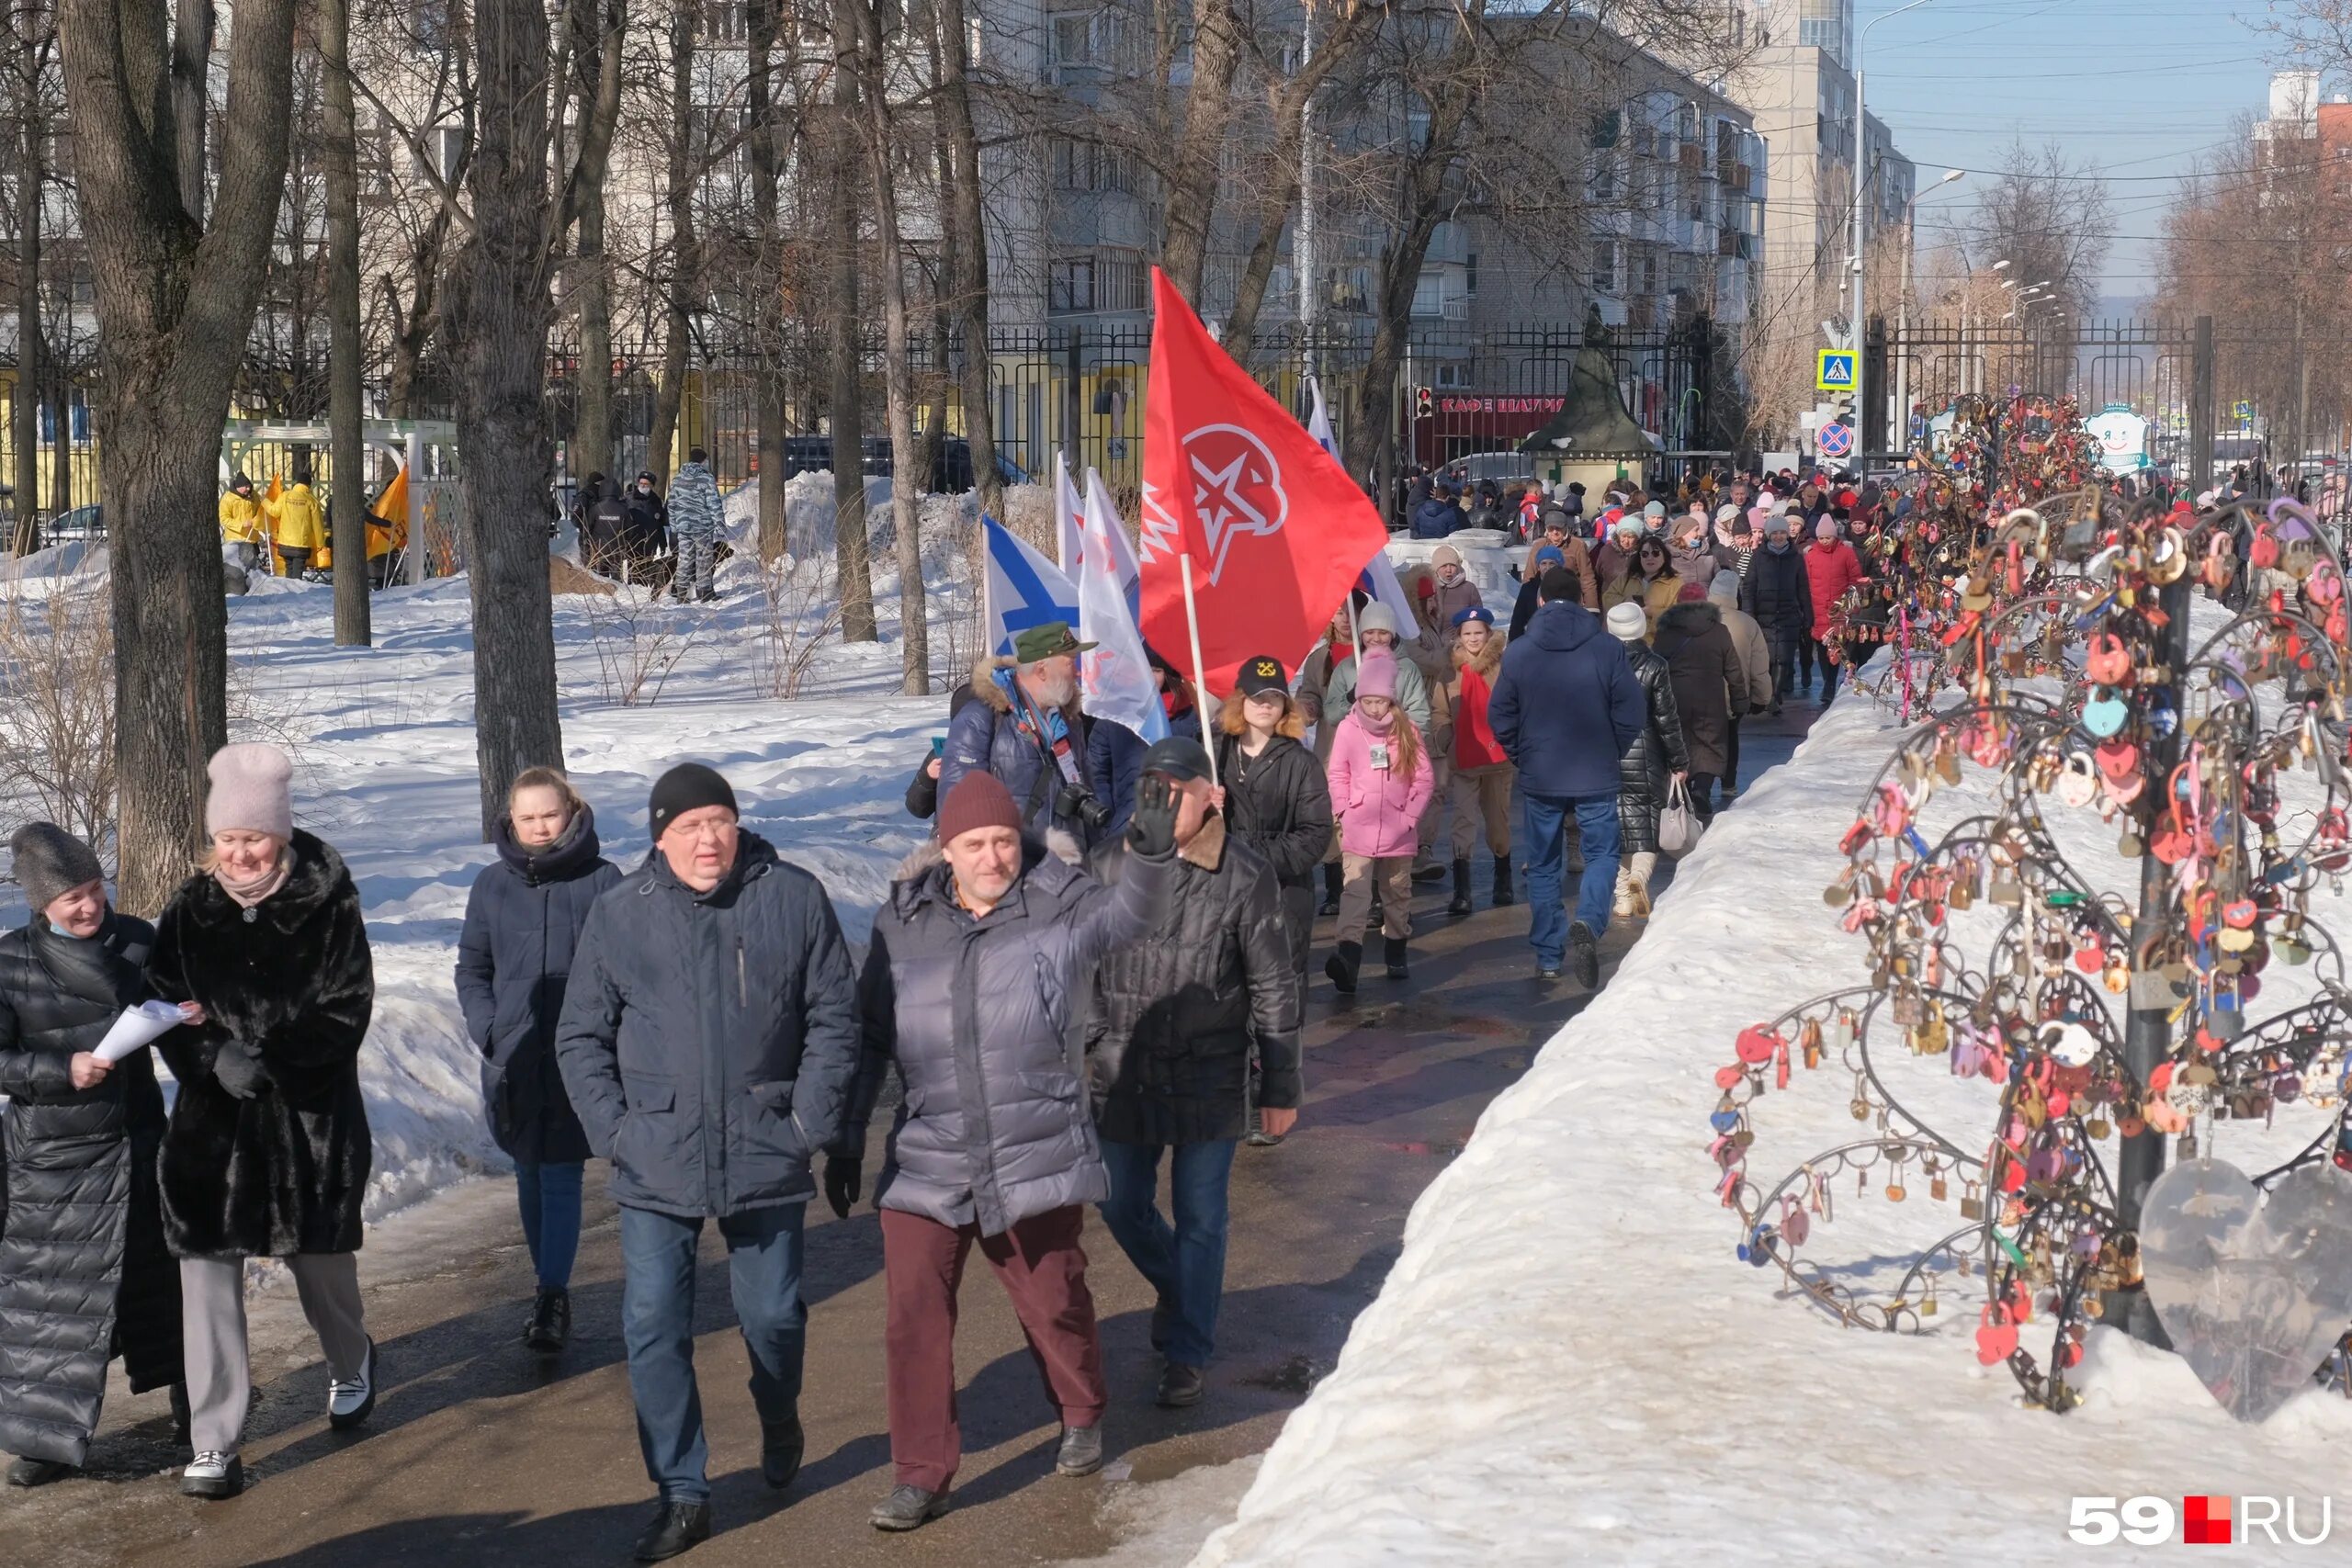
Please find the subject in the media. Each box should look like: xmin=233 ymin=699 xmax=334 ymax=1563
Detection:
xmin=1054 ymin=457 xmax=1086 ymax=577
xmin=1306 ymin=374 xmax=1340 ymax=457
xmin=1077 ymin=471 xmax=1168 ymax=742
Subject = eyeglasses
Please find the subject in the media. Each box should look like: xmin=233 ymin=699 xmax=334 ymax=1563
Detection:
xmin=669 ymin=818 xmax=737 ymax=842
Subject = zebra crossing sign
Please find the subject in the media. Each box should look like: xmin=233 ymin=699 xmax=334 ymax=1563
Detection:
xmin=1815 ymin=350 xmax=1857 ymax=392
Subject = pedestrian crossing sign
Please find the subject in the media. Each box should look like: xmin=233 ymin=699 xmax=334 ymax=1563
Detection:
xmin=1816 ymin=351 xmax=1857 ymax=392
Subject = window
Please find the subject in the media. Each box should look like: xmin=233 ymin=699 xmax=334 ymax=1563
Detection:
xmin=1465 ymin=252 xmax=1477 ymax=298
xmin=1434 ymin=363 xmax=1468 ymax=389
xmin=1051 ymin=138 xmax=1136 ymax=193
xmin=1589 ymin=155 xmax=1616 ymax=201
xmin=700 ymin=0 xmax=745 ymax=42
xmin=1634 ymin=123 xmax=1656 ymax=158
xmin=1592 ymin=241 xmax=1620 ymax=295
xmin=1638 ymin=251 xmax=1658 ymax=296
xmin=413 ymin=0 xmax=448 ymax=51
xmin=1050 ymin=257 xmax=1095 ymax=313
xmin=1047 ymin=9 xmax=1122 ymax=70
xmin=1097 ymin=252 xmax=1145 ymax=311
xmin=415 ymin=124 xmax=465 ymax=184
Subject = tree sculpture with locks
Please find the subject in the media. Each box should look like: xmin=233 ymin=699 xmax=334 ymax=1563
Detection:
xmin=1707 ymin=488 xmax=2352 ymax=1414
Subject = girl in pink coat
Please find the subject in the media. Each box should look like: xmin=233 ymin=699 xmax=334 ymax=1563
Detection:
xmin=1324 ymin=649 xmax=1434 ymax=994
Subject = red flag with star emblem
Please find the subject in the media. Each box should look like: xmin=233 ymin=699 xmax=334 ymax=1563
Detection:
xmin=1136 ymin=267 xmax=1390 ymax=697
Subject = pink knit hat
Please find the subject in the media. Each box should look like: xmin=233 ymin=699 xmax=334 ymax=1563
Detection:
xmin=206 ymin=742 xmax=294 ymax=841
xmin=1815 ymin=517 xmax=1838 ymax=542
xmin=1356 ymin=649 xmax=1397 ymax=701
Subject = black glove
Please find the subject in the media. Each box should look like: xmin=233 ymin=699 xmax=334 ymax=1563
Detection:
xmin=1127 ymin=773 xmax=1178 ymax=858
xmin=824 ymin=1156 xmax=862 ymax=1220
xmin=211 ymin=1039 xmax=273 ymax=1101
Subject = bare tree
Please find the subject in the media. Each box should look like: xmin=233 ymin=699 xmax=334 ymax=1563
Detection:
xmin=58 ymin=0 xmax=300 ymax=911
xmin=827 ymin=0 xmax=876 ymax=639
xmin=932 ymin=0 xmax=1001 ymax=528
xmin=565 ymin=0 xmax=625 ymax=484
xmin=5 ymin=2 xmax=52 ymax=555
xmin=322 ymin=0 xmax=369 ymax=644
xmin=1965 ymin=141 xmax=2115 ymax=325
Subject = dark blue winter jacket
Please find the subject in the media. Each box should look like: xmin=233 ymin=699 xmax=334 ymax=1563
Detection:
xmin=554 ymin=831 xmax=859 ymax=1218
xmin=1409 ymin=496 xmax=1465 ymax=539
xmin=1084 ymin=705 xmax=1204 ymax=835
xmin=942 ymin=658 xmax=1103 ymax=845
xmin=455 ymin=807 xmax=623 ymax=1166
xmin=1487 ymin=599 xmax=1646 ymax=800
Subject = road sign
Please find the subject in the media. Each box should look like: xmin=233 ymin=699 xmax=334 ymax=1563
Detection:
xmin=1816 ymin=350 xmax=1857 ymax=392
xmin=1816 ymin=420 xmax=1854 ymax=459
xmin=2232 ymin=400 xmax=2256 ymax=425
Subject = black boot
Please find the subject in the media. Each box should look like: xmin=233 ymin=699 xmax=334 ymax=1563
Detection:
xmin=1384 ymin=936 xmax=1408 ymax=980
xmin=1447 ymin=858 xmax=1473 ymax=917
xmin=632 ymin=1500 xmax=713 ymax=1562
xmin=526 ymin=1287 xmax=570 ymax=1353
xmin=1319 ymin=862 xmax=1342 ymax=917
xmin=170 ymin=1380 xmax=191 ymax=1450
xmin=1325 ymin=941 xmax=1362 ymax=995
xmin=1492 ymin=853 xmax=1515 ymax=907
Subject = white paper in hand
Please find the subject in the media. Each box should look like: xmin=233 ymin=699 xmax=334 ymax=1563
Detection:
xmin=95 ymin=1000 xmax=187 ymax=1064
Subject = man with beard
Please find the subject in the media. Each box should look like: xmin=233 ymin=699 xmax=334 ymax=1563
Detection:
xmin=942 ymin=622 xmax=1114 ymax=848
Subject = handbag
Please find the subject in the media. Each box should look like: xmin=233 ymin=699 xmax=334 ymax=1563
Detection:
xmin=1657 ymin=776 xmax=1703 ymax=858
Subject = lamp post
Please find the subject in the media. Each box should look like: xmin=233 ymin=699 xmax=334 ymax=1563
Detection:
xmin=1894 ymin=168 xmax=1963 ymax=457
xmin=1850 ymin=0 xmax=1938 ymax=466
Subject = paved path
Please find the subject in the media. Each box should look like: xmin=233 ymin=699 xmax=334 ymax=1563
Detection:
xmin=1 ymin=710 xmax=1817 ymax=1568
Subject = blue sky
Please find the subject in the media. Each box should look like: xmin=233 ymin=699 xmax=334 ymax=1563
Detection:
xmin=1857 ymin=0 xmax=2278 ymax=307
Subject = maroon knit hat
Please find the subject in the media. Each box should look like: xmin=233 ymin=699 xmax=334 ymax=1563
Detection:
xmin=938 ymin=771 xmax=1023 ymax=845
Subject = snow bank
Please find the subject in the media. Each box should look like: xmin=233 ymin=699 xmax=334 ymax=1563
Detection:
xmin=1191 ymin=682 xmax=2352 ymax=1567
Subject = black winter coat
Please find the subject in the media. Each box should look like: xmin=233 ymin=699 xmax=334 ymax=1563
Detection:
xmin=1083 ymin=821 xmax=1301 ymax=1146
xmin=0 ymin=914 xmax=182 ymax=1466
xmin=455 ymin=809 xmax=623 ymax=1166
xmin=1213 ymin=731 xmax=1333 ymax=891
xmin=1617 ymin=641 xmax=1691 ymax=856
xmin=151 ymin=833 xmax=376 ymax=1259
xmin=556 ymin=832 xmax=860 ymax=1219
xmin=1653 ymin=601 xmax=1747 ymax=779
xmin=1740 ymin=542 xmax=1815 ymax=640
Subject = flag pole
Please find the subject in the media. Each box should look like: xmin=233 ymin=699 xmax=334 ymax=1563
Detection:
xmin=1178 ymin=553 xmax=1222 ymax=790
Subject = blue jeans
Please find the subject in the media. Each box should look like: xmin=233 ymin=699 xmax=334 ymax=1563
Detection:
xmin=1521 ymin=793 xmax=1620 ymax=967
xmin=618 ymin=1203 xmax=808 ymax=1505
xmin=514 ymin=1161 xmax=583 ymax=1291
xmin=1096 ymin=1139 xmax=1238 ymax=1369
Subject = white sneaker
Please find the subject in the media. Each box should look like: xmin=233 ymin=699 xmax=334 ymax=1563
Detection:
xmin=328 ymin=1337 xmax=377 ymax=1428
xmin=181 ymin=1450 xmax=243 ymax=1499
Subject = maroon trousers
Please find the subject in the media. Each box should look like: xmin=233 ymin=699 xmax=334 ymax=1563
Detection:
xmin=881 ymin=1202 xmax=1108 ymax=1492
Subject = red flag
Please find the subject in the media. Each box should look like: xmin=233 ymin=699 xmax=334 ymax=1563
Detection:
xmin=1136 ymin=267 xmax=1389 ymax=697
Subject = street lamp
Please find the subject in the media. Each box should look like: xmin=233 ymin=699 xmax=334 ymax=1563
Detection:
xmin=1851 ymin=0 xmax=1939 ymax=465
xmin=1894 ymin=169 xmax=1965 ymax=456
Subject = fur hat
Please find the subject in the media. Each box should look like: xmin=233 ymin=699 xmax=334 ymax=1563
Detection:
xmin=10 ymin=821 xmax=101 ymax=915
xmin=937 ymin=771 xmax=1022 ymax=845
xmin=1605 ymin=602 xmax=1648 ymax=641
xmin=206 ymin=743 xmax=295 ymax=842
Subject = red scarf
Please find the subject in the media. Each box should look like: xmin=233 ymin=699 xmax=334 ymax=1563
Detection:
xmin=1453 ymin=662 xmax=1507 ymax=770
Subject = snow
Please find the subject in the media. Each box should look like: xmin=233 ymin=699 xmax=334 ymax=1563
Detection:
xmin=4 ymin=525 xmax=973 ymax=1226
xmin=1189 ymin=667 xmax=2352 ymax=1568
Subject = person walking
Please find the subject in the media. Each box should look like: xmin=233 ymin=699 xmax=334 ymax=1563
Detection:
xmin=1212 ymin=654 xmax=1331 ymax=1144
xmin=1416 ymin=545 xmax=1485 ymax=643
xmin=1803 ymin=516 xmax=1865 ymax=703
xmin=586 ymin=479 xmax=636 ymax=581
xmin=263 ymin=476 xmax=325 ymax=580
xmin=623 ymin=471 xmax=672 ymax=588
xmin=1631 ymin=535 xmax=1684 ymax=633
xmin=944 ymin=621 xmax=1113 ymax=848
xmin=1739 ymin=514 xmax=1814 ymax=714
xmin=1708 ymin=570 xmax=1772 ymax=797
xmin=1297 ymin=600 xmax=1431 ymax=916
xmin=218 ymin=475 xmax=267 ymax=576
xmin=1603 ymin=601 xmax=1690 ymax=920
xmin=827 ymin=770 xmax=1177 ymax=1533
xmin=148 ymin=744 xmax=377 ymax=1502
xmin=1652 ymin=582 xmax=1748 ymax=820
xmin=666 ymin=447 xmax=724 ymax=604
xmin=555 ymin=763 xmax=860 ymax=1562
xmin=0 ymin=824 xmax=187 ymax=1487
xmin=1487 ymin=567 xmax=1644 ymax=987
xmin=1520 ymin=508 xmax=1598 ymax=608
xmin=1085 ymin=738 xmax=1300 ymax=1409
xmin=1322 ymin=649 xmax=1433 ymax=994
xmin=1442 ymin=607 xmax=1514 ymax=914
xmin=455 ymin=767 xmax=622 ymax=1357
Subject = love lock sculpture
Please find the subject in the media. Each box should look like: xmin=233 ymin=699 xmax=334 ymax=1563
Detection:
xmin=1711 ymin=470 xmax=2352 ymax=1418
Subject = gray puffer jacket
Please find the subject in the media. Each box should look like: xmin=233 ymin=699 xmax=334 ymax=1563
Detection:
xmin=555 ymin=832 xmax=859 ymax=1218
xmin=837 ymin=832 xmax=1172 ymax=1236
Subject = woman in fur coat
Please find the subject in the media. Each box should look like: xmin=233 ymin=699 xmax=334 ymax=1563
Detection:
xmin=0 ymin=824 xmax=187 ymax=1485
xmin=147 ymin=743 xmax=377 ymax=1501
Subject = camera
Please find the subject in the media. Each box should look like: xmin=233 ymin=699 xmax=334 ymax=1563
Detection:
xmin=1057 ymin=784 xmax=1112 ymax=834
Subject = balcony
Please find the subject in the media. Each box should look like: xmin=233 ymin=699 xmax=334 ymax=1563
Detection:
xmin=1729 ymin=162 xmax=1752 ymax=191
xmin=1677 ymin=142 xmax=1703 ymax=173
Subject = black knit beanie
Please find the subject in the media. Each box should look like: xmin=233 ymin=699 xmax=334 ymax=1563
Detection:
xmin=648 ymin=763 xmax=739 ymax=840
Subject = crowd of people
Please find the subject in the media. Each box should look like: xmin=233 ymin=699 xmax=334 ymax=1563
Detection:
xmin=4 ymin=457 xmax=1917 ymax=1561
xmin=218 ymin=469 xmax=403 ymax=588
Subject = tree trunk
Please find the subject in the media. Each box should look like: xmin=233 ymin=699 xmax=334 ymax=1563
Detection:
xmin=11 ymin=24 xmax=41 ymax=556
xmin=571 ymin=184 xmax=614 ymax=486
xmin=1221 ymin=172 xmax=1300 ymax=349
xmin=747 ymin=0 xmax=787 ymax=561
xmin=49 ymin=378 xmax=66 ymax=513
xmin=849 ymin=0 xmax=924 ymax=693
xmin=933 ymin=0 xmax=999 ymax=526
xmin=322 ymin=0 xmax=368 ymax=645
xmin=828 ymin=0 xmax=875 ymax=639
xmin=452 ymin=0 xmax=565 ymax=835
xmin=1156 ymin=0 xmax=1240 ymax=301
xmin=60 ymin=0 xmax=300 ymax=910
xmin=642 ymin=0 xmax=695 ymax=486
